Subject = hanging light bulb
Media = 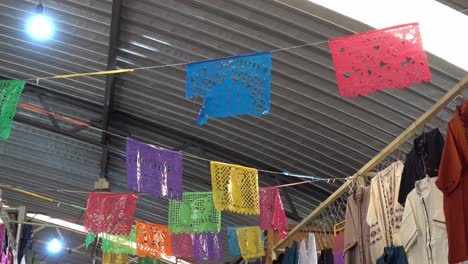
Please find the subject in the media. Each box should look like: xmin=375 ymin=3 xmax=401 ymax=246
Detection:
xmin=26 ymin=1 xmax=54 ymax=40
xmin=47 ymin=238 xmax=63 ymax=253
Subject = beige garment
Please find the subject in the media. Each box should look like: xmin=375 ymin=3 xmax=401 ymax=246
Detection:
xmin=344 ymin=186 xmax=372 ymax=264
xmin=367 ymin=161 xmax=404 ymax=263
xmin=400 ymin=176 xmax=448 ymax=264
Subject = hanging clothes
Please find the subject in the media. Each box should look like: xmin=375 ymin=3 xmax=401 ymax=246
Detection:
xmin=344 ymin=186 xmax=372 ymax=264
xmin=376 ymin=246 xmax=407 ymax=264
xmin=399 ymin=176 xmax=448 ymax=264
xmin=273 ymin=252 xmax=285 ymax=264
xmin=283 ymin=241 xmax=299 ymax=264
xmin=333 ymin=232 xmax=344 ymax=264
xmin=17 ymin=224 xmax=32 ymax=263
xmin=299 ymin=239 xmax=308 ymax=264
xmin=436 ymin=101 xmax=468 ymax=264
xmin=367 ymin=161 xmax=405 ymax=263
xmin=298 ymin=233 xmax=318 ymax=264
xmin=318 ymin=248 xmax=334 ymax=264
xmin=397 ymin=128 xmax=444 ymax=206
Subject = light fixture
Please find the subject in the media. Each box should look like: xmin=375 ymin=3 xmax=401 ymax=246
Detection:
xmin=47 ymin=238 xmax=63 ymax=253
xmin=26 ymin=1 xmax=54 ymax=40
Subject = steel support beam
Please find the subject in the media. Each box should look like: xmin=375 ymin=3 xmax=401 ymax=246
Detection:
xmin=14 ymin=115 xmax=125 ymax=156
xmin=99 ymin=0 xmax=123 ymax=179
xmin=0 ymin=75 xmax=103 ymax=113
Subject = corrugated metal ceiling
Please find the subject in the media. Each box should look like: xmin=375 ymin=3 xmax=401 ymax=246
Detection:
xmin=0 ymin=0 xmax=466 ymax=263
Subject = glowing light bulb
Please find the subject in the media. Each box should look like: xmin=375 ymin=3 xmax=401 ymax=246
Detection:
xmin=47 ymin=238 xmax=63 ymax=253
xmin=26 ymin=3 xmax=54 ymax=40
xmin=27 ymin=15 xmax=54 ymax=40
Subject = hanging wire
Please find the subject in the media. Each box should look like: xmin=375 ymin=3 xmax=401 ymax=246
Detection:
xmin=23 ymin=40 xmax=328 ymax=82
xmin=18 ymin=102 xmax=350 ymax=183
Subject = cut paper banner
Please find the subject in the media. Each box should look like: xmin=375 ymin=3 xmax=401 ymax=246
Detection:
xmin=236 ymin=226 xmax=265 ymax=259
xmin=328 ymin=23 xmax=431 ymax=97
xmin=126 ymin=138 xmax=183 ymax=200
xmin=84 ymin=192 xmax=138 ymax=235
xmin=101 ymin=225 xmax=136 ymax=255
xmin=136 ymin=222 xmax=172 ymax=258
xmin=259 ymin=187 xmax=288 ymax=238
xmin=85 ymin=232 xmax=96 ymax=249
xmin=193 ymin=233 xmax=223 ymax=261
xmin=168 ymin=192 xmax=221 ymax=233
xmin=171 ymin=233 xmax=194 ymax=258
xmin=103 ymin=252 xmax=128 ymax=264
xmin=0 ymin=224 xmax=4 ymax=254
xmin=211 ymin=161 xmax=260 ymax=215
xmin=228 ymin=226 xmax=243 ymax=257
xmin=138 ymin=256 xmax=160 ymax=264
xmin=186 ymin=52 xmax=271 ymax=125
xmin=0 ymin=80 xmax=25 ymax=140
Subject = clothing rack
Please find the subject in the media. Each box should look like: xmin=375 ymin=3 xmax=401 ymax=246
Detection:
xmin=271 ymin=74 xmax=468 ymax=260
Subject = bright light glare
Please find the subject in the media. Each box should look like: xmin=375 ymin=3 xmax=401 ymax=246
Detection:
xmin=47 ymin=238 xmax=63 ymax=253
xmin=308 ymin=0 xmax=468 ymax=71
xmin=26 ymin=15 xmax=54 ymax=40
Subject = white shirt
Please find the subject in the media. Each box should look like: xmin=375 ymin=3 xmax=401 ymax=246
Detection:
xmin=298 ymin=233 xmax=318 ymax=264
xmin=400 ymin=176 xmax=448 ymax=264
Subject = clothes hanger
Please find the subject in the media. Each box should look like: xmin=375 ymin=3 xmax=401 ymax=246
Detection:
xmin=348 ymin=177 xmax=358 ymax=196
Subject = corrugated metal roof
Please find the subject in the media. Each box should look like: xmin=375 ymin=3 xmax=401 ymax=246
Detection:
xmin=0 ymin=0 xmax=466 ymax=263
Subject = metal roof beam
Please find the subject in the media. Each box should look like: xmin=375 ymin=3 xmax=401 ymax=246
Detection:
xmin=0 ymin=75 xmax=103 ymax=114
xmin=14 ymin=115 xmax=125 ymax=156
xmin=99 ymin=0 xmax=123 ymax=180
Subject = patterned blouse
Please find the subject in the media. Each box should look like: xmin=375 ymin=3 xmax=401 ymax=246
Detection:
xmin=367 ymin=161 xmax=405 ymax=263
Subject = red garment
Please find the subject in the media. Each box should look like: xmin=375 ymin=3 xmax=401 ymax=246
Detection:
xmin=334 ymin=232 xmax=345 ymax=252
xmin=436 ymin=101 xmax=468 ymax=264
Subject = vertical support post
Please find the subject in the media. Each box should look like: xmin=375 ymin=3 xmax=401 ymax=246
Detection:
xmin=99 ymin=0 xmax=123 ymax=180
xmin=266 ymin=229 xmax=275 ymax=264
xmin=15 ymin=206 xmax=26 ymax=263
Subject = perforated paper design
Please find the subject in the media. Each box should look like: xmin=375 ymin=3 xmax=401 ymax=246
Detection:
xmin=259 ymin=187 xmax=288 ymax=238
xmin=0 ymin=224 xmax=5 ymax=253
xmin=1 ymin=247 xmax=12 ymax=264
xmin=102 ymin=225 xmax=136 ymax=254
xmin=0 ymin=80 xmax=25 ymax=140
xmin=236 ymin=226 xmax=265 ymax=259
xmin=138 ymin=256 xmax=160 ymax=264
xmin=102 ymin=252 xmax=128 ymax=264
xmin=136 ymin=222 xmax=172 ymax=258
xmin=84 ymin=192 xmax=138 ymax=235
xmin=169 ymin=192 xmax=221 ymax=233
xmin=103 ymin=252 xmax=128 ymax=264
xmin=211 ymin=161 xmax=260 ymax=215
xmin=193 ymin=233 xmax=223 ymax=261
xmin=186 ymin=52 xmax=271 ymax=125
xmin=126 ymin=138 xmax=183 ymax=200
xmin=328 ymin=23 xmax=431 ymax=97
xmin=228 ymin=226 xmax=243 ymax=257
xmin=85 ymin=232 xmax=96 ymax=249
xmin=171 ymin=233 xmax=194 ymax=258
